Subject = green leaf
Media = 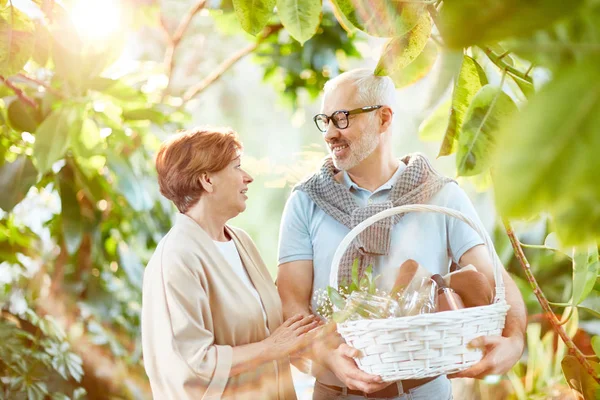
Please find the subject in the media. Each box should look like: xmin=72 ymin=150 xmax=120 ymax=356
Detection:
xmin=419 ymin=99 xmax=451 ymax=142
xmin=58 ymin=165 xmax=82 ymax=255
xmin=32 ymin=23 xmax=51 ymax=67
xmin=277 ymin=0 xmax=322 ymax=45
xmin=387 ymin=41 xmax=437 ymax=88
xmin=579 ymin=292 xmax=600 ymax=318
xmin=33 ymin=107 xmax=82 ymax=174
xmin=0 ymin=7 xmax=35 ymax=76
xmin=561 ymin=355 xmax=600 ymax=400
xmin=232 ymin=0 xmax=276 ymax=36
xmin=71 ymin=118 xmax=103 ymax=158
xmin=0 ymin=155 xmax=37 ymax=211
xmin=438 ymin=55 xmax=487 ymax=157
xmin=333 ymin=0 xmax=426 ymax=38
xmin=439 ymin=0 xmax=585 ymax=49
xmin=592 ymin=336 xmax=600 ymax=359
xmin=512 ymin=75 xmax=535 ymax=99
xmin=543 ymin=232 xmax=572 ymax=256
xmin=122 ymin=108 xmax=166 ymax=124
xmin=494 ymin=59 xmax=600 ymax=245
xmin=327 ymin=285 xmax=346 ymax=310
xmin=351 ymin=258 xmax=359 ymax=287
xmin=7 ymin=98 xmax=41 ymax=132
xmin=375 ymin=15 xmax=432 ymax=77
xmin=422 ymin=50 xmax=463 ymax=110
xmin=572 ymin=245 xmax=599 ymax=305
xmin=456 ymin=85 xmax=517 ymax=176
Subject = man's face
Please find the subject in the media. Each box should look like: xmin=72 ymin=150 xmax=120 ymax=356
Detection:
xmin=321 ymin=84 xmax=380 ymax=171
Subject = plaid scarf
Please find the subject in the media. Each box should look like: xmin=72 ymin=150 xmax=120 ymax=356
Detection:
xmin=295 ymin=153 xmax=452 ymax=286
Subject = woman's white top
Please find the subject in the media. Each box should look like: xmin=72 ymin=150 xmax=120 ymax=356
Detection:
xmin=213 ymin=239 xmax=269 ymax=332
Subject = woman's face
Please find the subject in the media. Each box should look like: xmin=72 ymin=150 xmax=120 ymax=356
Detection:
xmin=210 ymin=155 xmax=254 ymax=216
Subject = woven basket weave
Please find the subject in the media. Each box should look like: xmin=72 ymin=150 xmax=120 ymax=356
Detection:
xmin=329 ymin=204 xmax=510 ymax=381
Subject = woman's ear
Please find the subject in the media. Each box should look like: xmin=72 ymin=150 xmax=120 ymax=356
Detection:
xmin=198 ymin=173 xmax=214 ymax=193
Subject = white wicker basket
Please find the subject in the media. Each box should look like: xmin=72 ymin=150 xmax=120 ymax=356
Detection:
xmin=329 ymin=205 xmax=511 ymax=381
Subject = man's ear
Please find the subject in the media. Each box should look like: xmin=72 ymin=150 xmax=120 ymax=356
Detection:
xmin=380 ymin=106 xmax=394 ymax=132
xmin=198 ymin=173 xmax=214 ymax=193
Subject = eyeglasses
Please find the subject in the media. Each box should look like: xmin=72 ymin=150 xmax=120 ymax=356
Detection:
xmin=313 ymin=105 xmax=383 ymax=133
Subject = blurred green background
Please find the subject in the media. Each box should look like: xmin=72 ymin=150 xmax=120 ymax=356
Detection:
xmin=1 ymin=0 xmax=599 ymax=398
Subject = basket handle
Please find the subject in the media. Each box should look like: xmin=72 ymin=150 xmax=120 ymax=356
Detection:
xmin=328 ymin=204 xmax=505 ymax=304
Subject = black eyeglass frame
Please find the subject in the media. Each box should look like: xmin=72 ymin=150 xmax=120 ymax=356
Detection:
xmin=313 ymin=105 xmax=383 ymax=133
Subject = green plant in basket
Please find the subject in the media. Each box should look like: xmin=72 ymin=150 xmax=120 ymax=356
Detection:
xmin=315 ymin=259 xmax=398 ymax=323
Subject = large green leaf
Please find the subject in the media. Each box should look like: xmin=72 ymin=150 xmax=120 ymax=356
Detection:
xmin=33 ymin=107 xmax=82 ymax=175
xmin=419 ymin=98 xmax=451 ymax=142
xmin=494 ymin=59 xmax=600 ymax=245
xmin=277 ymin=0 xmax=322 ymax=45
xmin=572 ymin=245 xmax=599 ymax=305
xmin=331 ymin=0 xmax=425 ymax=37
xmin=232 ymin=0 xmax=276 ymax=36
xmin=592 ymin=336 xmax=600 ymax=359
xmin=561 ymin=355 xmax=600 ymax=400
xmin=438 ymin=55 xmax=487 ymax=157
xmin=456 ymin=85 xmax=517 ymax=176
xmin=375 ymin=16 xmax=432 ymax=79
xmin=386 ymin=41 xmax=437 ymax=86
xmin=0 ymin=156 xmax=37 ymax=211
xmin=0 ymin=7 xmax=34 ymax=76
xmin=439 ymin=0 xmax=585 ymax=49
xmin=71 ymin=118 xmax=103 ymax=158
xmin=58 ymin=165 xmax=82 ymax=255
xmin=421 ymin=50 xmax=463 ymax=110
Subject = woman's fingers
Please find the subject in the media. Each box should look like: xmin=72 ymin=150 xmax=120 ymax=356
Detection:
xmin=282 ymin=313 xmax=304 ymax=327
xmin=296 ymin=320 xmax=320 ymax=335
xmin=288 ymin=315 xmax=316 ymax=331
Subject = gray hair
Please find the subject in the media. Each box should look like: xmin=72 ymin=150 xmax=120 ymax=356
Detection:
xmin=323 ymin=68 xmax=397 ymax=111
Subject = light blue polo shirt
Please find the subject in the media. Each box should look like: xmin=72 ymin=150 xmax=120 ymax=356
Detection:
xmin=277 ymin=162 xmax=485 ymax=315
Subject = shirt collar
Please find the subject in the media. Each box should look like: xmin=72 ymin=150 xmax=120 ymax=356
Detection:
xmin=340 ymin=162 xmax=407 ymax=193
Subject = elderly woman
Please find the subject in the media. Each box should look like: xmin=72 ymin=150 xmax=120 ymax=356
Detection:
xmin=141 ymin=127 xmax=318 ymax=399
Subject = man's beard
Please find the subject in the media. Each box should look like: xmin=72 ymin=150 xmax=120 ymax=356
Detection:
xmin=332 ymin=127 xmax=379 ymax=171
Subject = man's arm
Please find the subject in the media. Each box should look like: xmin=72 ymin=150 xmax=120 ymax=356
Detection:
xmin=277 ymin=260 xmax=388 ymax=393
xmin=449 ymin=244 xmax=527 ymax=379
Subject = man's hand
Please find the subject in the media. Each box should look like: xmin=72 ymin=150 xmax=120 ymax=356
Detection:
xmin=324 ymin=343 xmax=392 ymax=393
xmin=448 ymin=335 xmax=524 ymax=379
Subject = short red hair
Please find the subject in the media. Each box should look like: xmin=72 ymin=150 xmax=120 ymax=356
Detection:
xmin=155 ymin=127 xmax=242 ymax=213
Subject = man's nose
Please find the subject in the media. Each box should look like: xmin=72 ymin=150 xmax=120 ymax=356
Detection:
xmin=323 ymin=123 xmax=340 ymax=142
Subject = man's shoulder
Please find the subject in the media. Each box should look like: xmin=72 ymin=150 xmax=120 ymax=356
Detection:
xmin=427 ymin=181 xmax=469 ymax=207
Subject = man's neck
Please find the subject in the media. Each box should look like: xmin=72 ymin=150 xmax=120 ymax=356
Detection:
xmin=344 ymin=154 xmax=400 ymax=192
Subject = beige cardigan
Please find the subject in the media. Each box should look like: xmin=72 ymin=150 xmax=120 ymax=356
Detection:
xmin=141 ymin=213 xmax=296 ymax=399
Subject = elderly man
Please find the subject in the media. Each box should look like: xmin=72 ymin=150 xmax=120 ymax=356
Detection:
xmin=277 ymin=68 xmax=526 ymax=399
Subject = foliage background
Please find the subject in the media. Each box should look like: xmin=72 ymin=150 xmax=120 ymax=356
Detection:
xmin=1 ymin=0 xmax=599 ymax=399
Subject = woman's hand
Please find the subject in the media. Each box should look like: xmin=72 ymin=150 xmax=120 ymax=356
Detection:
xmin=263 ymin=314 xmax=321 ymax=360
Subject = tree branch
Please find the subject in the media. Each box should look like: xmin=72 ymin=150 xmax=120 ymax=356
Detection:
xmin=0 ymin=75 xmax=37 ymax=108
xmin=504 ymin=221 xmax=600 ymax=385
xmin=182 ymin=24 xmax=282 ymax=103
xmin=163 ymin=0 xmax=207 ymax=92
xmin=17 ymin=73 xmax=64 ymax=98
xmin=482 ymin=47 xmax=534 ymax=84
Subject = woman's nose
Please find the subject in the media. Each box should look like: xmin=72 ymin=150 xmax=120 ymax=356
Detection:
xmin=244 ymin=172 xmax=254 ymax=184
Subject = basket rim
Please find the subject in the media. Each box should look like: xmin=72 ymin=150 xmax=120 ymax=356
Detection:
xmin=336 ymin=300 xmax=511 ymax=329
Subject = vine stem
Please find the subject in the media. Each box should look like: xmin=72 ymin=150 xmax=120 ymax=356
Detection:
xmin=504 ymin=220 xmax=600 ymax=384
xmin=0 ymin=76 xmax=37 ymax=108
xmin=482 ymin=47 xmax=533 ymax=84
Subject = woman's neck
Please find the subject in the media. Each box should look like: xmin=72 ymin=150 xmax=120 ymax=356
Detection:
xmin=185 ymin=201 xmax=230 ymax=242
